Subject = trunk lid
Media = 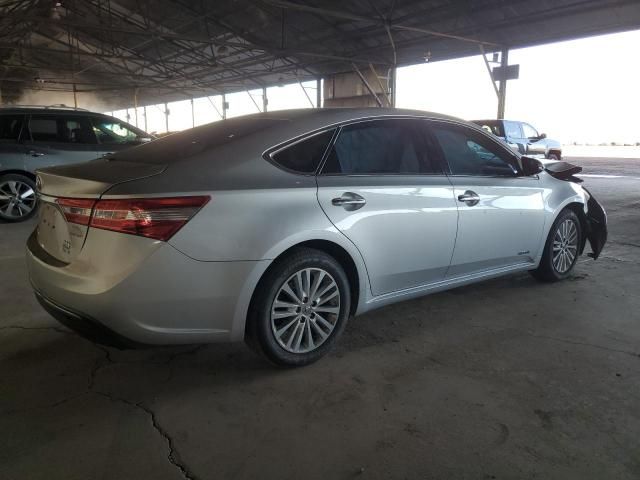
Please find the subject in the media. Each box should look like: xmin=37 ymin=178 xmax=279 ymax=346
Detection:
xmin=35 ymin=158 xmax=166 ymax=263
xmin=35 ymin=157 xmax=166 ymax=198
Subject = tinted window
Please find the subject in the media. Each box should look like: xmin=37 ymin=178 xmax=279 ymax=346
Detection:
xmin=270 ymin=130 xmax=334 ymax=173
xmin=431 ymin=124 xmax=518 ymax=177
xmin=322 ymin=119 xmax=439 ymax=175
xmin=522 ymin=123 xmax=539 ymax=138
xmin=29 ymin=115 xmax=96 ymax=144
xmin=0 ymin=115 xmax=24 ymax=142
xmin=92 ymin=117 xmax=148 ymax=145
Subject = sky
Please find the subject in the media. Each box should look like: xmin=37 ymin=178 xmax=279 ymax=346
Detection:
xmin=111 ymin=29 xmax=640 ymax=145
xmin=396 ymin=29 xmax=640 ymax=144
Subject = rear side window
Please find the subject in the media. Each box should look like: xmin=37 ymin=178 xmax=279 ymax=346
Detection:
xmin=91 ymin=117 xmax=148 ymax=145
xmin=29 ymin=115 xmax=96 ymax=144
xmin=474 ymin=120 xmax=504 ymax=137
xmin=0 ymin=115 xmax=24 ymax=142
xmin=270 ymin=130 xmax=335 ymax=173
xmin=322 ymin=119 xmax=439 ymax=175
xmin=430 ymin=123 xmax=519 ymax=177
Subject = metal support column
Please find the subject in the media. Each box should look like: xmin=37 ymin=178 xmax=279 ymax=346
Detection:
xmin=143 ymin=106 xmax=148 ymax=132
xmin=390 ymin=68 xmax=397 ymax=107
xmin=497 ymin=48 xmax=509 ymax=119
xmin=262 ymin=87 xmax=268 ymax=112
xmin=222 ymin=94 xmax=227 ymax=119
xmin=190 ymin=98 xmax=195 ymax=127
xmin=164 ymin=102 xmax=169 ymax=132
xmin=316 ymin=78 xmax=322 ymax=108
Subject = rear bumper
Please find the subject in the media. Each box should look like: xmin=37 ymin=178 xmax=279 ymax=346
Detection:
xmin=27 ymin=228 xmax=268 ymax=345
xmin=34 ymin=289 xmax=144 ymax=348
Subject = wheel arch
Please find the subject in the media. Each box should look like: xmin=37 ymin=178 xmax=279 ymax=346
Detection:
xmin=0 ymin=170 xmax=36 ymax=182
xmin=563 ymin=202 xmax=589 ymax=255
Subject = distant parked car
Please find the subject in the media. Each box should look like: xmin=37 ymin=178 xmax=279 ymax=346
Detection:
xmin=472 ymin=119 xmax=562 ymax=160
xmin=27 ymin=108 xmax=607 ymax=366
xmin=0 ymin=105 xmax=153 ymax=222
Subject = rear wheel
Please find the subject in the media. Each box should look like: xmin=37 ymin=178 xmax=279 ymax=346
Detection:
xmin=547 ymin=152 xmax=560 ymax=160
xmin=246 ymin=248 xmax=351 ymax=366
xmin=0 ymin=174 xmax=37 ymax=222
xmin=531 ymin=209 xmax=581 ymax=282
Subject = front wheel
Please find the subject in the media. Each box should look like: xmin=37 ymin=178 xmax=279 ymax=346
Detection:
xmin=0 ymin=174 xmax=38 ymax=222
xmin=246 ymin=248 xmax=351 ymax=366
xmin=531 ymin=209 xmax=582 ymax=282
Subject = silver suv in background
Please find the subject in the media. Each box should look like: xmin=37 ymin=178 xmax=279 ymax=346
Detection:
xmin=0 ymin=105 xmax=152 ymax=222
xmin=472 ymin=119 xmax=562 ymax=160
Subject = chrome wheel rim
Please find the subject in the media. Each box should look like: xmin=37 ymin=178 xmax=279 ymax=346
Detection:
xmin=552 ymin=218 xmax=578 ymax=274
xmin=271 ymin=267 xmax=341 ymax=354
xmin=0 ymin=180 xmax=36 ymax=219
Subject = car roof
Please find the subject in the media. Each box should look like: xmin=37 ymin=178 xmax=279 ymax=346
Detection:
xmin=0 ymin=105 xmax=108 ymax=116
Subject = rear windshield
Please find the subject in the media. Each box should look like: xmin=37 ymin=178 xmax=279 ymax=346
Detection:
xmin=116 ymin=116 xmax=287 ymax=164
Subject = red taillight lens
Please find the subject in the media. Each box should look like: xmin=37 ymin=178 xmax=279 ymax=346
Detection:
xmin=90 ymin=196 xmax=210 ymax=241
xmin=56 ymin=198 xmax=96 ymax=226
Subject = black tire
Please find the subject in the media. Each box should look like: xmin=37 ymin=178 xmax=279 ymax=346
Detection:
xmin=531 ymin=209 xmax=582 ymax=282
xmin=547 ymin=152 xmax=560 ymax=161
xmin=0 ymin=173 xmax=38 ymax=223
xmin=246 ymin=247 xmax=351 ymax=367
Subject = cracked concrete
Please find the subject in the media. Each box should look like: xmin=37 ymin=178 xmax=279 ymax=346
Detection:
xmin=1 ymin=157 xmax=640 ymax=480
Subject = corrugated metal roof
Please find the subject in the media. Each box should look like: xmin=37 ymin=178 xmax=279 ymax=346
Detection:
xmin=1 ymin=0 xmax=639 ymax=108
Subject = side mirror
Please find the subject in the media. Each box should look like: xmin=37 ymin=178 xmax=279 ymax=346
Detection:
xmin=521 ymin=156 xmax=544 ymax=176
xmin=539 ymin=132 xmax=547 ymax=139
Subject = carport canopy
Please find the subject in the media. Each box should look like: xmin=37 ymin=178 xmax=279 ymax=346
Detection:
xmin=1 ymin=0 xmax=639 ymax=109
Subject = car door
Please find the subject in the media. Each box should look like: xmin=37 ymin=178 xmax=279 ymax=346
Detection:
xmin=316 ymin=118 xmax=459 ymax=296
xmin=521 ymin=122 xmax=546 ymax=157
xmin=427 ymin=120 xmax=546 ymax=278
xmin=23 ymin=114 xmax=101 ymax=172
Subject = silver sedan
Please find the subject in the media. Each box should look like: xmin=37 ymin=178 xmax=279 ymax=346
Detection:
xmin=26 ymin=108 xmax=607 ymax=366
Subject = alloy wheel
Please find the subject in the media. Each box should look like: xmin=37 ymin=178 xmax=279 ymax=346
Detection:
xmin=0 ymin=180 xmax=36 ymax=219
xmin=552 ymin=218 xmax=578 ymax=273
xmin=270 ymin=267 xmax=341 ymax=354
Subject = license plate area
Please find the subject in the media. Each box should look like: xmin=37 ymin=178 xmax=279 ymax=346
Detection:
xmin=37 ymin=201 xmax=73 ymax=263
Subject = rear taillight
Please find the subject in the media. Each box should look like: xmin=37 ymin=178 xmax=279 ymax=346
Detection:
xmin=56 ymin=196 xmax=209 ymax=241
xmin=57 ymin=198 xmax=95 ymax=226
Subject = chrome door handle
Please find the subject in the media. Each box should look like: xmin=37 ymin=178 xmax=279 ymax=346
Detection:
xmin=332 ymin=193 xmax=366 ymax=211
xmin=457 ymin=190 xmax=480 ymax=206
xmin=29 ymin=150 xmax=45 ymax=157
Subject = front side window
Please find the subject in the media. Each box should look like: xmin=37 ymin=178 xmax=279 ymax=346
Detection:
xmin=522 ymin=123 xmax=539 ymax=139
xmin=270 ymin=129 xmax=335 ymax=173
xmin=29 ymin=115 xmax=96 ymax=144
xmin=91 ymin=117 xmax=148 ymax=145
xmin=0 ymin=115 xmax=24 ymax=142
xmin=430 ymin=123 xmax=519 ymax=177
xmin=321 ymin=119 xmax=439 ymax=175
xmin=504 ymin=121 xmax=522 ymax=139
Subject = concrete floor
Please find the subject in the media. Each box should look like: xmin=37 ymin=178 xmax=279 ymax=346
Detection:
xmin=1 ymin=157 xmax=639 ymax=480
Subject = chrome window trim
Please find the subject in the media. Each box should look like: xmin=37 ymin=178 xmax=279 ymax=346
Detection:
xmin=263 ymin=126 xmax=338 ymax=176
xmin=261 ymin=114 xmax=514 ymax=178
